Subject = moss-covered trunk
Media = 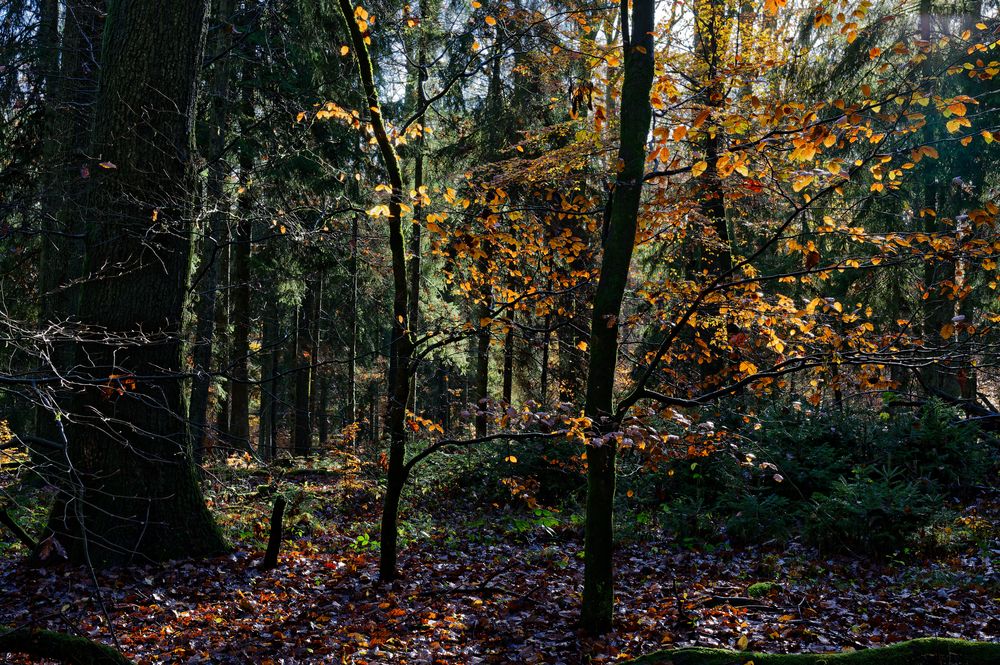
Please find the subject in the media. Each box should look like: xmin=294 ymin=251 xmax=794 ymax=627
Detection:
xmin=627 ymin=638 xmax=1000 ymax=665
xmin=0 ymin=624 xmax=133 ymax=665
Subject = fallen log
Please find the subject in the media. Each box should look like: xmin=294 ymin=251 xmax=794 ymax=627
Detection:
xmin=625 ymin=637 xmax=1000 ymax=665
xmin=0 ymin=625 xmax=133 ymax=664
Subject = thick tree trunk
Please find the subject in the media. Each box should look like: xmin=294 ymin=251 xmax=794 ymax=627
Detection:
xmin=580 ymin=0 xmax=655 ymax=633
xmin=44 ymin=0 xmax=226 ymax=565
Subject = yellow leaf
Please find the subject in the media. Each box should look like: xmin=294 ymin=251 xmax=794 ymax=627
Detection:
xmin=504 ymin=455 xmax=517 ymax=463
xmin=792 ymin=174 xmax=814 ymax=192
xmin=340 ymin=45 xmax=350 ymax=56
xmin=576 ymin=340 xmax=588 ymax=351
xmin=946 ymin=117 xmax=970 ymax=133
xmin=946 ymin=101 xmax=967 ymax=117
xmin=737 ymin=635 xmax=750 ymax=650
xmin=691 ymin=161 xmax=708 ymax=177
xmin=605 ymin=53 xmax=621 ymax=67
xmin=296 ymin=111 xmax=306 ymax=122
xmin=484 ymin=14 xmax=496 ymax=25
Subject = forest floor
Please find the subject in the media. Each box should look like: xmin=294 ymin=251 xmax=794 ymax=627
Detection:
xmin=1 ymin=450 xmax=998 ymax=664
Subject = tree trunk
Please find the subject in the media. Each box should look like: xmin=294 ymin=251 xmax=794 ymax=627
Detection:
xmin=44 ymin=0 xmax=227 ymax=566
xmin=540 ymin=314 xmax=551 ymax=403
xmin=258 ymin=304 xmax=279 ymax=459
xmin=309 ymin=272 xmax=325 ymax=445
xmin=213 ymin=233 xmax=232 ymax=449
xmin=228 ymin=62 xmax=256 ymax=452
xmin=580 ymin=0 xmax=655 ymax=633
xmin=337 ymin=0 xmax=413 ymax=581
xmin=292 ymin=291 xmax=314 ymax=457
xmin=347 ymin=214 xmax=359 ymax=425
xmin=189 ymin=0 xmax=237 ymax=461
xmin=474 ymin=285 xmax=491 ymax=437
xmin=502 ymin=324 xmax=514 ymax=404
xmin=34 ymin=0 xmax=102 ymax=462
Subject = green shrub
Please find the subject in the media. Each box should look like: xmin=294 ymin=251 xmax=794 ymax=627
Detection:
xmin=804 ymin=466 xmax=941 ymax=556
xmin=722 ymin=494 xmax=795 ymax=546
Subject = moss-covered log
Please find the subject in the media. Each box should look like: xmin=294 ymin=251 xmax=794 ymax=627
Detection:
xmin=0 ymin=625 xmax=133 ymax=664
xmin=626 ymin=638 xmax=1000 ymax=665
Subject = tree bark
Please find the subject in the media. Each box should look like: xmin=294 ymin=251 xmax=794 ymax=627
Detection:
xmin=257 ymin=304 xmax=279 ymax=459
xmin=347 ymin=215 xmax=360 ymax=425
xmin=33 ymin=0 xmax=102 ymax=466
xmin=43 ymin=0 xmax=227 ymax=566
xmin=228 ymin=61 xmax=256 ymax=452
xmin=502 ymin=323 xmax=514 ymax=404
xmin=580 ymin=0 xmax=655 ymax=634
xmin=189 ymin=0 xmax=237 ymax=461
xmin=292 ymin=291 xmax=314 ymax=457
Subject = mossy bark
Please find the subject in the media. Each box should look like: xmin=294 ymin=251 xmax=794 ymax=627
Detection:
xmin=626 ymin=638 xmax=1000 ymax=665
xmin=0 ymin=625 xmax=132 ymax=665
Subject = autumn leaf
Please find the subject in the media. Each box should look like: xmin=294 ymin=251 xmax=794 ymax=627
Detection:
xmin=691 ymin=161 xmax=708 ymax=177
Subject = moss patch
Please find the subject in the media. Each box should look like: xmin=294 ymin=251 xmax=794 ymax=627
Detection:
xmin=746 ymin=581 xmax=782 ymax=598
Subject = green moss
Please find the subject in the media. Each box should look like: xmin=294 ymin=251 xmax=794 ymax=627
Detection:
xmin=746 ymin=581 xmax=782 ymax=597
xmin=0 ymin=625 xmax=133 ymax=664
xmin=626 ymin=638 xmax=1000 ymax=665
